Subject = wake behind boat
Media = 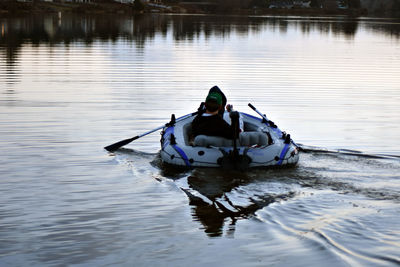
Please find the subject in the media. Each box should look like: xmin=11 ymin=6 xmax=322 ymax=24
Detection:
xmin=160 ymin=104 xmax=299 ymax=169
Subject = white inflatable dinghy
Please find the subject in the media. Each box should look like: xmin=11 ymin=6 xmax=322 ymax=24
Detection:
xmin=160 ymin=105 xmax=299 ymax=169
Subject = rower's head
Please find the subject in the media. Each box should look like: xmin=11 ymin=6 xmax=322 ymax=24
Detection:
xmin=205 ymin=92 xmax=222 ymax=112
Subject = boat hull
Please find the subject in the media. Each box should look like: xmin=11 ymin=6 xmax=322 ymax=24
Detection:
xmin=160 ymin=112 xmax=299 ymax=169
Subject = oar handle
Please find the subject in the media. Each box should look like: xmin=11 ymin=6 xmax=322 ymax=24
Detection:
xmin=248 ymin=102 xmax=282 ymax=134
xmin=248 ymin=103 xmax=302 ymax=149
xmin=248 ymin=103 xmax=271 ymax=124
xmin=248 ymin=103 xmax=256 ymax=110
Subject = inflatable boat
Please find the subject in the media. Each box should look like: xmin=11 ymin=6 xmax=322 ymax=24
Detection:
xmin=160 ymin=104 xmax=299 ymax=169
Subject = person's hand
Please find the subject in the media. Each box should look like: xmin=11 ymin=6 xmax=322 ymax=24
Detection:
xmin=226 ymin=104 xmax=233 ymax=112
xmin=197 ymin=102 xmax=205 ymax=112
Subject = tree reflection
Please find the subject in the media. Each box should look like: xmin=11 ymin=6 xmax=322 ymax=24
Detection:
xmin=1 ymin=14 xmax=399 ymax=67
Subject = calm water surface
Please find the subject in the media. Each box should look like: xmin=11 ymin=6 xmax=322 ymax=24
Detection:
xmin=0 ymin=14 xmax=399 ymax=266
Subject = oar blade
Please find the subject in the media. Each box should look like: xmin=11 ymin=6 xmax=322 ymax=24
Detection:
xmin=104 ymin=136 xmax=138 ymax=152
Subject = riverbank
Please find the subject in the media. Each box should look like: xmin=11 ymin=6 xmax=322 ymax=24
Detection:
xmin=0 ymin=1 xmax=368 ymax=17
xmin=0 ymin=1 xmax=139 ymax=15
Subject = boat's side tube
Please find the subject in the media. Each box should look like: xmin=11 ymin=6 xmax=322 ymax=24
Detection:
xmin=172 ymin=144 xmax=192 ymax=167
xmin=277 ymin=143 xmax=290 ymax=165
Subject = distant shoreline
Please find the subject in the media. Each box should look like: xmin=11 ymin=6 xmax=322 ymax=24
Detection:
xmin=0 ymin=1 xmax=369 ymax=17
xmin=0 ymin=1 xmax=140 ymax=15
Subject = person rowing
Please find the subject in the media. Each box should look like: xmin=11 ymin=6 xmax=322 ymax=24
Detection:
xmin=196 ymin=85 xmax=244 ymax=132
xmin=192 ymin=91 xmax=240 ymax=139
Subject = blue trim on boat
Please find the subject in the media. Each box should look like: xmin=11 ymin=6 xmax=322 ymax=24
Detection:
xmin=277 ymin=143 xmax=290 ymax=165
xmin=162 ymin=127 xmax=174 ymax=149
xmin=165 ymin=127 xmax=174 ymax=135
xmin=172 ymin=144 xmax=191 ymax=167
xmin=162 ymin=125 xmax=191 ymax=166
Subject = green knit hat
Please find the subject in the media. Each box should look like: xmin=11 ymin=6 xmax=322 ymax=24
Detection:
xmin=206 ymin=92 xmax=222 ymax=105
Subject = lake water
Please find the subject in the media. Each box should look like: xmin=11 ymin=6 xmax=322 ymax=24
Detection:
xmin=0 ymin=13 xmax=399 ymax=266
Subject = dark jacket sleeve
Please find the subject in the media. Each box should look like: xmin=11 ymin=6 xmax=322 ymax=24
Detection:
xmin=191 ymin=115 xmax=201 ymax=138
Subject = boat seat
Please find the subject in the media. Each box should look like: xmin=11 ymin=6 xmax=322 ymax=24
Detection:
xmin=193 ymin=132 xmax=269 ymax=147
xmin=239 ymin=132 xmax=269 ymax=146
xmin=194 ymin=135 xmax=235 ymax=147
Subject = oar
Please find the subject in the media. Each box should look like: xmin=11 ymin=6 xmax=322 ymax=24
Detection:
xmin=230 ymin=111 xmax=240 ymax=160
xmin=248 ymin=103 xmax=302 ymax=149
xmin=248 ymin=103 xmax=277 ymax=128
xmin=104 ymin=111 xmax=198 ymax=152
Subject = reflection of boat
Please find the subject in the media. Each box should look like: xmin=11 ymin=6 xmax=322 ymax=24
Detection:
xmin=160 ymin=109 xmax=299 ymax=169
xmin=179 ymin=169 xmax=297 ymax=237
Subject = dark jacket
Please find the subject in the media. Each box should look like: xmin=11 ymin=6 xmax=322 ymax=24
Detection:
xmin=192 ymin=114 xmax=237 ymax=139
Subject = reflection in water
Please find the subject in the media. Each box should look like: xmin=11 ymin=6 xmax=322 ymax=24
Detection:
xmin=155 ymin=155 xmax=299 ymax=237
xmin=166 ymin=167 xmax=299 ymax=237
xmin=157 ymin=146 xmax=400 ymax=237
xmin=183 ymin=174 xmax=296 ymax=237
xmin=1 ymin=14 xmax=400 ymax=68
xmin=93 ymin=148 xmax=400 ymax=266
